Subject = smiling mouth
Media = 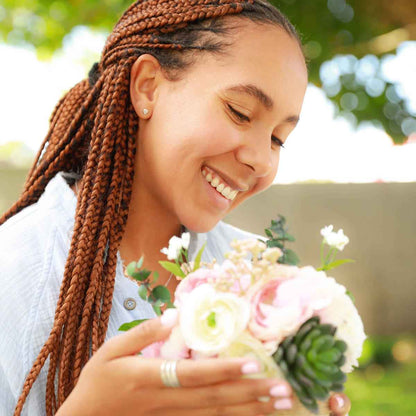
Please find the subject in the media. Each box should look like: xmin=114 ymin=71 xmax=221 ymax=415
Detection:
xmin=201 ymin=166 xmax=239 ymax=201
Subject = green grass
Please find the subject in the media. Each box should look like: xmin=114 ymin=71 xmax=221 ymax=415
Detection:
xmin=345 ymin=358 xmax=416 ymax=415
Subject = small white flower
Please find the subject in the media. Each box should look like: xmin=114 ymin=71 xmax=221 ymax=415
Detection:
xmin=181 ymin=232 xmax=191 ymax=250
xmin=161 ymin=232 xmax=191 ymax=260
xmin=320 ymin=225 xmax=334 ymax=238
xmin=179 ymin=284 xmax=250 ymax=355
xmin=161 ymin=236 xmax=183 ymax=260
xmin=321 ymin=225 xmax=349 ymax=251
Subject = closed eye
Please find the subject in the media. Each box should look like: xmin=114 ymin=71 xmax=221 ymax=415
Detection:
xmin=227 ymin=104 xmax=250 ymax=122
xmin=272 ymin=135 xmax=285 ymax=148
xmin=228 ymin=104 xmax=285 ymax=148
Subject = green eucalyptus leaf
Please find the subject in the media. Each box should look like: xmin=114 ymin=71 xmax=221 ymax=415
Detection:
xmin=152 ymin=271 xmax=159 ymax=284
xmin=118 ymin=319 xmax=148 ymax=332
xmin=153 ymin=305 xmax=162 ymax=316
xmin=138 ymin=285 xmax=148 ymax=301
xmin=136 ymin=256 xmax=144 ymax=269
xmin=159 ymin=261 xmax=185 ymax=278
xmin=283 ymin=249 xmax=300 ymax=266
xmin=126 ymin=261 xmax=138 ymax=276
xmin=152 ymin=285 xmax=171 ymax=303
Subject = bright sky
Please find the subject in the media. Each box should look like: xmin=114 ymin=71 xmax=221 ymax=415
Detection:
xmin=0 ymin=27 xmax=415 ymax=183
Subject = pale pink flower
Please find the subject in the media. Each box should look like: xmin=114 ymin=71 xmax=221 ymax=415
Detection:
xmin=174 ymin=268 xmax=219 ymax=307
xmin=248 ymin=266 xmax=345 ymax=352
xmin=141 ymin=341 xmax=163 ymax=358
xmin=160 ymin=325 xmax=191 ymax=360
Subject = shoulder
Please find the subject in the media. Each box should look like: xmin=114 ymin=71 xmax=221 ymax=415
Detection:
xmin=204 ymin=220 xmax=264 ymax=262
xmin=0 ymin=174 xmax=75 ymax=396
xmin=0 ymin=174 xmax=75 ymax=285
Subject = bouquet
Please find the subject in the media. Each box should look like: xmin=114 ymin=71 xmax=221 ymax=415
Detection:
xmin=120 ymin=217 xmax=365 ymax=415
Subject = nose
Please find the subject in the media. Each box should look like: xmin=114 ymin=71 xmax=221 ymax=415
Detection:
xmin=234 ymin=134 xmax=274 ymax=177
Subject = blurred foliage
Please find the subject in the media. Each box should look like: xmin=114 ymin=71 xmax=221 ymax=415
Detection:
xmin=0 ymin=141 xmax=34 ymax=168
xmin=346 ymin=334 xmax=416 ymax=415
xmin=0 ymin=0 xmax=415 ymax=142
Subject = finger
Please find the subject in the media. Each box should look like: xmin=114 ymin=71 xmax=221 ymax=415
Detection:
xmin=155 ymin=378 xmax=292 ymax=408
xmin=329 ymin=393 xmax=351 ymax=416
xmin=99 ymin=309 xmax=178 ymax=360
xmin=154 ymin=397 xmax=293 ymax=416
xmin=118 ymin=356 xmax=264 ymax=388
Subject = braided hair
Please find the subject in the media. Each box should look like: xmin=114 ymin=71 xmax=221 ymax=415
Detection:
xmin=1 ymin=1 xmax=301 ymax=414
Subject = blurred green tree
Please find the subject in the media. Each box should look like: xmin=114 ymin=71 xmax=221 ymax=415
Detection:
xmin=1 ymin=0 xmax=415 ymax=142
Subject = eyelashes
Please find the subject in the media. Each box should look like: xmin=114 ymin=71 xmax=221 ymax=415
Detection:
xmin=227 ymin=104 xmax=285 ymax=148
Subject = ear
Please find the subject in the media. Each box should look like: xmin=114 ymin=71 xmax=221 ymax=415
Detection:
xmin=130 ymin=54 xmax=164 ymax=119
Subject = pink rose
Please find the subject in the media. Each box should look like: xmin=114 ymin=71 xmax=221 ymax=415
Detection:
xmin=248 ymin=266 xmax=344 ymax=353
xmin=174 ymin=268 xmax=219 ymax=307
xmin=248 ymin=276 xmax=304 ymax=350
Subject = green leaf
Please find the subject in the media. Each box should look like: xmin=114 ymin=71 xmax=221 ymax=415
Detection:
xmin=136 ymin=256 xmax=144 ymax=269
xmin=126 ymin=261 xmax=138 ymax=276
xmin=159 ymin=261 xmax=185 ymax=278
xmin=153 ymin=305 xmax=162 ymax=316
xmin=193 ymin=242 xmax=207 ymax=271
xmin=346 ymin=290 xmax=356 ymax=303
xmin=118 ymin=319 xmax=148 ymax=332
xmin=132 ymin=269 xmax=152 ymax=282
xmin=152 ymin=271 xmax=159 ymax=284
xmin=138 ymin=284 xmax=148 ymax=301
xmin=283 ymin=248 xmax=300 ymax=266
xmin=320 ymin=259 xmax=355 ymax=271
xmin=151 ymin=285 xmax=171 ymax=303
xmin=265 ymin=228 xmax=273 ymax=238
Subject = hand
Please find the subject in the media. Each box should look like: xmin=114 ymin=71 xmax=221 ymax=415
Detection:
xmin=329 ymin=393 xmax=351 ymax=416
xmin=57 ymin=312 xmax=294 ymax=416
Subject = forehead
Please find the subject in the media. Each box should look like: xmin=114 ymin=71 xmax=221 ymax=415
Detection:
xmin=184 ymin=19 xmax=307 ymax=115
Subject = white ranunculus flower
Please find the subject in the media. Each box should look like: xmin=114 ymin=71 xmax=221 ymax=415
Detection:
xmin=320 ymin=225 xmax=349 ymax=251
xmin=179 ymin=284 xmax=250 ymax=355
xmin=319 ymin=292 xmax=366 ymax=373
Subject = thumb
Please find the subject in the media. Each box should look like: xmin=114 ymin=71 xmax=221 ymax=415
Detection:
xmin=100 ymin=309 xmax=178 ymax=360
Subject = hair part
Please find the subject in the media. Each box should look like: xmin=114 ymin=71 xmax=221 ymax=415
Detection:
xmin=2 ymin=1 xmax=303 ymax=414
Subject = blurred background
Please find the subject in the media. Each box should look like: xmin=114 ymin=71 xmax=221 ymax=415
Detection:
xmin=0 ymin=1 xmax=415 ymax=414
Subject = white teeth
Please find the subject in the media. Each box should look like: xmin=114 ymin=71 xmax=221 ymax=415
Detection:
xmin=221 ymin=186 xmax=231 ymax=197
xmin=202 ymin=167 xmax=239 ymax=201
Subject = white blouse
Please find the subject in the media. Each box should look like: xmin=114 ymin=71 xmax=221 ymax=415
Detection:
xmin=0 ymin=173 xmax=258 ymax=415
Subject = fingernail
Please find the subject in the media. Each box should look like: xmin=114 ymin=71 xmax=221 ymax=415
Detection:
xmin=160 ymin=308 xmax=178 ymax=327
xmin=335 ymin=395 xmax=345 ymax=409
xmin=241 ymin=361 xmax=261 ymax=374
xmin=270 ymin=384 xmax=291 ymax=398
xmin=274 ymin=398 xmax=293 ymax=410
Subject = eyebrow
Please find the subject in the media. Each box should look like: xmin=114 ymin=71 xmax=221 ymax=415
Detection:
xmin=225 ymin=83 xmax=300 ymax=125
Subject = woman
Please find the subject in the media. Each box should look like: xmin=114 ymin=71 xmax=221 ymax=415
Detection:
xmin=0 ymin=0 xmax=351 ymax=415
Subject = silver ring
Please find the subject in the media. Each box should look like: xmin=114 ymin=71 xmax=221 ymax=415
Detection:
xmin=160 ymin=360 xmax=181 ymax=388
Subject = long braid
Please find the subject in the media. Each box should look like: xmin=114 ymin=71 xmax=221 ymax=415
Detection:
xmin=0 ymin=1 xmax=303 ymax=414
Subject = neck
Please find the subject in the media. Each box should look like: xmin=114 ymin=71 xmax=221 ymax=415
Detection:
xmin=119 ymin=179 xmax=182 ymax=286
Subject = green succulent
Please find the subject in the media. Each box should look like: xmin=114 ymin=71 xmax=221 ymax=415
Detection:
xmin=273 ymin=316 xmax=347 ymax=414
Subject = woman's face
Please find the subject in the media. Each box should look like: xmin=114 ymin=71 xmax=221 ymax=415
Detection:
xmin=133 ymin=20 xmax=308 ymax=233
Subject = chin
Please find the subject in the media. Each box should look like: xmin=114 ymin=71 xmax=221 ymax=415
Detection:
xmin=181 ymin=214 xmax=222 ymax=234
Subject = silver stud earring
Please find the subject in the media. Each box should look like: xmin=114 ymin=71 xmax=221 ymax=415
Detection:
xmin=142 ymin=108 xmax=149 ymax=116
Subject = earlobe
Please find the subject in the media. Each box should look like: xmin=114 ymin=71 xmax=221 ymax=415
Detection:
xmin=130 ymin=54 xmax=162 ymax=119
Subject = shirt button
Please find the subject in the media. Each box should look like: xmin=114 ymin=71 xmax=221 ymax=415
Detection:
xmin=124 ymin=298 xmax=136 ymax=311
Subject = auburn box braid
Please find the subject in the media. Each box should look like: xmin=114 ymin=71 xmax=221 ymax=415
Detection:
xmin=0 ymin=1 xmax=301 ymax=414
